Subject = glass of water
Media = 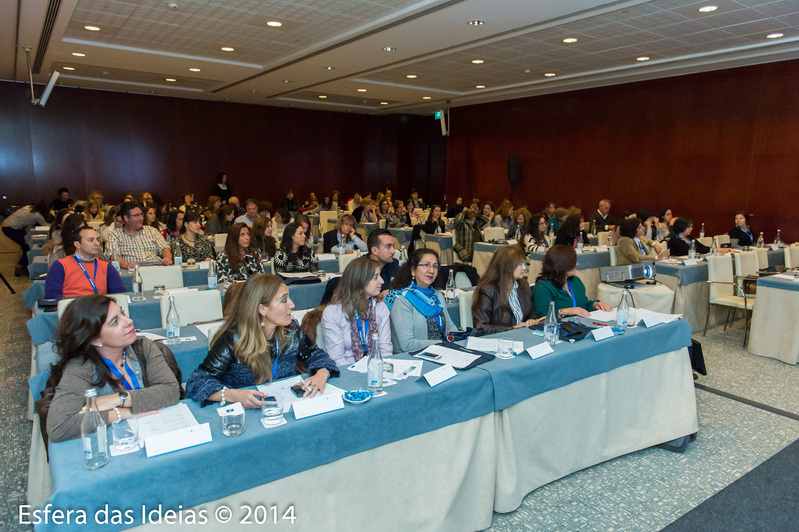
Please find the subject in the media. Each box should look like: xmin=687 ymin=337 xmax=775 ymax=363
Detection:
xmin=222 ymin=410 xmax=246 ymax=437
xmin=261 ymin=396 xmax=284 ymax=427
xmin=153 ymin=284 xmax=166 ymax=299
xmin=112 ymin=418 xmax=139 ymax=451
xmin=497 ymin=337 xmax=515 ymax=358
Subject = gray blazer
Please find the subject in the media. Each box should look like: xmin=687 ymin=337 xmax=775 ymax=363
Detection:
xmin=389 ymin=291 xmax=458 ymax=353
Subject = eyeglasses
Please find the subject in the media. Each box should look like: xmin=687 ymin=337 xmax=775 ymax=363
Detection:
xmin=417 ymin=262 xmax=439 ymax=270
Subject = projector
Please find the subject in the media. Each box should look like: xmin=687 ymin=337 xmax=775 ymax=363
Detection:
xmin=600 ymin=261 xmax=656 ymax=283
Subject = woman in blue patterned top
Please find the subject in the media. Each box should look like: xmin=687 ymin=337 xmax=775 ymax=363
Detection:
xmin=215 ymin=222 xmax=264 ymax=283
xmin=186 ymin=274 xmax=338 ymax=408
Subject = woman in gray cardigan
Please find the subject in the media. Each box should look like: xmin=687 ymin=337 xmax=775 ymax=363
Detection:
xmin=386 ymin=248 xmax=458 ymax=353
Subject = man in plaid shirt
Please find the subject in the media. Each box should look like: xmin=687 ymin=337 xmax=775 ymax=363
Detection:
xmin=107 ymin=201 xmax=173 ymax=270
xmin=453 ymin=209 xmax=488 ymax=263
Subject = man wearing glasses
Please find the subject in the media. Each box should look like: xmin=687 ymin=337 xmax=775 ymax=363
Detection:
xmin=106 ymin=201 xmax=173 ymax=269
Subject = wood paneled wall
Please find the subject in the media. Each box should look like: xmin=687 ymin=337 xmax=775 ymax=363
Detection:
xmin=0 ymin=82 xmax=446 ymax=212
xmin=446 ymin=60 xmax=799 ymax=243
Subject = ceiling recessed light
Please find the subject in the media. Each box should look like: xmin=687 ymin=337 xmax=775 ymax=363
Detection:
xmin=282 ymin=79 xmax=291 ymax=83
xmin=563 ymin=37 xmax=578 ymax=43
xmin=468 ymin=20 xmax=484 ymax=26
xmin=166 ymin=78 xmax=176 ymax=82
xmin=84 ymin=25 xmax=101 ymax=31
xmin=471 ymin=59 xmax=484 ymax=64
xmin=383 ymin=46 xmax=396 ymax=52
xmin=221 ymin=47 xmax=234 ymax=52
xmin=698 ymin=5 xmax=717 ymax=13
xmin=475 ymin=84 xmax=485 ymax=89
xmin=266 ymin=21 xmax=282 ymax=27
xmin=72 ymin=52 xmax=85 ymax=57
xmin=319 ymin=95 xmax=327 ymax=99
xmin=189 ymin=68 xmax=201 ymax=72
xmin=406 ymin=74 xmax=417 ymax=79
xmin=62 ymin=66 xmax=75 ymax=71
xmin=380 ymin=102 xmax=389 ymax=105
xmin=324 ymin=66 xmax=335 ymax=70
xmin=250 ymin=90 xmax=257 ymax=93
xmin=524 ymin=69 xmax=531 ymax=74
xmin=422 ymin=96 xmax=432 ymax=100
xmin=544 ymin=72 xmax=556 ymax=77
xmin=767 ymin=33 xmax=784 ymax=39
xmin=357 ymin=88 xmax=367 ymax=92
xmin=636 ymin=56 xmax=650 ymax=61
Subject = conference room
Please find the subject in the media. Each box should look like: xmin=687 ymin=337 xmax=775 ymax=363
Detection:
xmin=2 ymin=0 xmax=799 ymax=530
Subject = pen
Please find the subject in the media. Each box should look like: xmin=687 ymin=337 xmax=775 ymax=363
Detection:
xmin=395 ymin=365 xmax=417 ymax=379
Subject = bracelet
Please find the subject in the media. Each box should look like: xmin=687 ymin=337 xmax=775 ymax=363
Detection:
xmin=558 ymin=309 xmax=564 ymax=318
xmin=220 ymin=387 xmax=227 ymax=406
xmin=113 ymin=406 xmax=122 ymax=423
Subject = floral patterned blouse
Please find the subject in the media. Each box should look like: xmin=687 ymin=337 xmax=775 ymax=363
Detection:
xmin=274 ymin=245 xmax=318 ymax=274
xmin=215 ymin=251 xmax=264 ymax=283
xmin=170 ymin=235 xmax=215 ymax=263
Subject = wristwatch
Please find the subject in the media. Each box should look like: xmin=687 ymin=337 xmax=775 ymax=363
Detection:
xmin=119 ymin=390 xmax=129 ymax=407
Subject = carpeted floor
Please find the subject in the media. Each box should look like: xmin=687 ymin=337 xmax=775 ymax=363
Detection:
xmin=1 ymin=250 xmax=797 ymax=531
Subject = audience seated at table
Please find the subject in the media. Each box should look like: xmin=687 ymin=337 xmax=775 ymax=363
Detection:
xmin=206 ymin=204 xmax=235 ymax=236
xmin=387 ymin=201 xmax=411 ymax=228
xmin=323 ymin=214 xmax=367 ymax=255
xmin=522 ymin=213 xmax=549 ymax=254
xmin=143 ymin=206 xmax=163 ymax=232
xmin=445 ymin=197 xmax=464 ymax=219
xmin=83 ymin=199 xmax=105 ymax=223
xmin=215 ymin=222 xmax=264 ymax=283
xmin=667 ymin=217 xmax=711 ymax=256
xmin=45 ymin=295 xmax=181 ymax=441
xmin=479 ymin=201 xmax=495 ymax=228
xmin=274 ymin=222 xmax=318 ymax=274
xmin=367 ymin=229 xmax=399 ymax=292
xmin=355 ymin=199 xmax=378 ymax=223
xmin=106 ymin=201 xmax=173 ymax=269
xmin=658 ymin=208 xmax=675 ymax=240
xmin=252 ymin=216 xmax=277 ymax=265
xmin=235 ymin=198 xmax=260 ymax=227
xmin=98 ymin=206 xmax=122 ymax=244
xmin=616 ymin=217 xmax=669 ymax=265
xmin=729 ymin=211 xmax=755 ymax=248
xmin=376 ymin=198 xmax=392 ymax=220
xmin=532 ymin=245 xmax=613 ymax=317
xmin=637 ymin=209 xmax=657 ymax=240
xmin=490 ymin=200 xmax=514 ymax=230
xmin=588 ymin=198 xmax=616 ymax=232
xmin=281 ymin=188 xmax=299 ymax=213
xmin=507 ymin=208 xmax=531 ymax=241
xmin=387 ymin=248 xmax=458 ymax=353
xmin=300 ymin=192 xmax=319 ymax=212
xmin=472 ymin=246 xmax=537 ymax=334
xmin=408 ymin=189 xmax=427 ymax=210
xmin=554 ymin=212 xmax=590 ymax=247
xmin=347 ymin=192 xmax=362 ymax=212
xmin=41 ymin=208 xmax=73 ymax=259
xmin=326 ymin=190 xmax=343 ymax=211
xmin=45 ymin=226 xmax=126 ymax=300
xmin=203 ymin=195 xmax=222 ymax=223
xmin=422 ymin=205 xmax=446 ymax=235
xmin=322 ymin=257 xmax=393 ymax=365
xmin=543 ymin=201 xmax=556 ymax=221
xmin=453 ymin=209 xmax=484 ymax=263
xmin=47 ymin=213 xmax=90 ymax=269
xmin=165 ymin=209 xmax=184 ymax=240
xmin=169 ymin=211 xmax=215 ymax=263
xmin=546 ymin=207 xmax=568 ymax=236
xmin=274 ymin=208 xmax=291 ymax=232
xmin=186 ymin=274 xmax=338 ymax=408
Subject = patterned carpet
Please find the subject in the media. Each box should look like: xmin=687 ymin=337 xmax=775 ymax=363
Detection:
xmin=1 ymin=251 xmax=796 ymax=531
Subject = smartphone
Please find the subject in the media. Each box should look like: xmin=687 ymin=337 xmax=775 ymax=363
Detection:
xmin=561 ymin=322 xmax=580 ymax=335
xmin=290 ymin=384 xmax=305 ymax=398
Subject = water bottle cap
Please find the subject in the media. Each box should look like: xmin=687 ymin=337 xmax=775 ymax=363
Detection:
xmin=84 ymin=388 xmax=98 ymax=397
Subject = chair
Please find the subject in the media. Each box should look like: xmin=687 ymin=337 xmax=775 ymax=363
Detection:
xmin=57 ymin=294 xmax=130 ymax=317
xmin=425 ymin=240 xmax=442 ymax=263
xmin=159 ymin=290 xmax=223 ymax=327
xmin=483 ymin=227 xmax=505 ymax=242
xmin=733 ymin=251 xmax=758 ymax=278
xmin=597 ymin=231 xmax=610 ymax=246
xmin=206 ymin=325 xmax=221 ymax=348
xmin=378 ymin=219 xmax=386 ymax=229
xmin=609 ymin=246 xmax=618 ymax=266
xmin=214 ymin=234 xmax=227 ymax=254
xmin=139 ymin=265 xmax=183 ymax=291
xmin=338 ymin=251 xmax=361 ymax=272
xmin=355 ymin=226 xmax=367 ymax=242
xmin=705 ymin=255 xmax=755 ymax=346
xmin=696 ymin=236 xmax=712 ymax=248
xmin=753 ymin=248 xmax=768 ymax=270
xmin=785 ymin=246 xmax=799 ymax=269
xmin=458 ymin=290 xmax=474 ymax=329
xmin=714 ymin=234 xmax=731 ymax=246
xmin=455 ymin=271 xmax=472 ymax=289
xmin=319 ymin=211 xmax=339 ymax=234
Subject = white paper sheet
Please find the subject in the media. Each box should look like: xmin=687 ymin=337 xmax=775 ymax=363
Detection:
xmin=414 ymin=344 xmax=479 ymax=369
xmin=256 ymin=376 xmax=345 ymax=413
xmin=137 ymin=403 xmax=199 ymax=441
xmin=195 ymin=320 xmax=224 ymax=338
xmin=138 ymin=332 xmax=166 ymax=341
xmin=466 ymin=337 xmax=498 ymax=353
xmin=424 ymin=364 xmax=457 ymax=387
xmin=389 ymin=360 xmax=423 ymax=380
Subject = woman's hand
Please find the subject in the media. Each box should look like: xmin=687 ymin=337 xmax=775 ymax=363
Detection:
xmin=657 ymin=249 xmax=670 ymax=260
xmin=593 ymin=301 xmax=613 ymax=312
xmin=228 ymin=388 xmax=267 ymax=409
xmin=303 ymin=369 xmax=330 ymax=398
xmin=562 ymin=306 xmax=591 ymax=318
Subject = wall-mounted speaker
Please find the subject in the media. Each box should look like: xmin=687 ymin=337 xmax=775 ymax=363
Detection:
xmin=508 ymin=156 xmax=518 ymax=184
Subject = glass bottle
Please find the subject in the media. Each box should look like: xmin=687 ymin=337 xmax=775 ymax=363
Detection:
xmin=699 ymin=223 xmax=705 ymax=238
xmin=544 ymin=301 xmax=558 ymax=347
xmin=616 ymin=290 xmax=629 ymax=333
xmin=174 ymin=241 xmax=182 ymax=266
xmin=81 ymin=388 xmax=109 ymax=470
xmin=207 ymin=260 xmax=217 ymax=289
xmin=775 ymin=229 xmax=781 ymax=246
xmin=591 ymin=222 xmax=597 ymax=236
xmin=132 ymin=265 xmax=145 ymax=300
xmin=688 ymin=240 xmax=696 ymax=259
xmin=367 ymin=332 xmax=383 ymax=394
xmin=165 ymin=296 xmax=181 ymax=344
xmin=757 ymin=232 xmax=765 ymax=248
xmin=445 ymin=269 xmax=455 ymax=302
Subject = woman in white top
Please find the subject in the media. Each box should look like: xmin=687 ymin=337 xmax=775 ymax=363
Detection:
xmin=322 ymin=257 xmax=392 ymax=365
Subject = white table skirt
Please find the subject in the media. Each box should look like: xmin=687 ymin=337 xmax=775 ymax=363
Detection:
xmin=597 ymin=282 xmax=675 ymax=313
xmin=748 ymin=285 xmax=799 ymax=365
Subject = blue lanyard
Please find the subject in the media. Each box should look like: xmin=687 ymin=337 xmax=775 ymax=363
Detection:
xmin=678 ymin=236 xmax=692 ymax=247
xmin=272 ymin=341 xmax=280 ymax=380
xmin=636 ymin=239 xmax=647 ymax=254
xmin=742 ymin=228 xmax=753 ymax=241
xmin=355 ymin=313 xmax=370 ymax=354
xmin=102 ymin=349 xmax=140 ymax=390
xmin=565 ymin=279 xmax=577 ymax=307
xmin=74 ymin=256 xmax=98 ymax=293
xmin=434 ymin=314 xmax=444 ymax=336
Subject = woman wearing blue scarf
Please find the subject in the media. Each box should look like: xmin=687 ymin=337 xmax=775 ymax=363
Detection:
xmin=387 ymin=248 xmax=458 ymax=353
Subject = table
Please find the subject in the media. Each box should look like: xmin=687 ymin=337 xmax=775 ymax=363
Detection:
xmin=597 ymin=281 xmax=675 ymax=313
xmin=473 ymin=242 xmax=505 ymax=275
xmin=747 ymin=274 xmax=799 ymax=365
xmin=388 ymin=227 xmax=413 ymax=244
xmin=31 ymin=320 xmax=696 ymax=531
xmin=424 ymin=233 xmax=454 ymax=265
xmin=527 ymin=248 xmax=611 ymax=301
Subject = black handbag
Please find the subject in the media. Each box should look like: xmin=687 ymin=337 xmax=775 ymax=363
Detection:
xmin=688 ymin=339 xmax=707 ymax=375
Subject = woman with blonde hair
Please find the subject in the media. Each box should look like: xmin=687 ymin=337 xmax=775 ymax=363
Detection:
xmin=491 ymin=200 xmax=514 ymax=230
xmin=322 ymin=257 xmax=393 ymax=365
xmin=187 ymin=274 xmax=338 ymax=408
xmin=507 ymin=207 xmax=531 ymax=240
xmin=472 ymin=246 xmax=536 ymax=334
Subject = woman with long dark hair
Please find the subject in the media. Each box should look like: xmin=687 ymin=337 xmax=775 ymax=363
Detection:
xmin=46 ymin=294 xmax=180 ymax=441
xmin=252 ymin=216 xmax=278 ymax=264
xmin=472 ymin=246 xmax=536 ymax=334
xmin=521 ymin=213 xmax=549 ymax=254
xmin=165 ymin=210 xmax=184 ymax=240
xmin=186 ymin=274 xmax=338 ymax=407
xmin=531 ymin=245 xmax=612 ymax=317
xmin=215 ymin=222 xmax=263 ymax=283
xmin=554 ymin=212 xmax=590 ymax=247
xmin=170 ymin=211 xmax=214 ymax=262
xmin=274 ymin=222 xmax=318 ymax=274
xmin=422 ymin=205 xmax=446 ymax=235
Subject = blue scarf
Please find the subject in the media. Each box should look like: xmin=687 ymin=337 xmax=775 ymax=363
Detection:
xmin=399 ymin=283 xmax=443 ymax=318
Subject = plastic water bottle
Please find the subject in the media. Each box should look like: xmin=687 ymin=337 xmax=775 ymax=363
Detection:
xmin=445 ymin=269 xmax=455 ymax=302
xmin=544 ymin=301 xmax=558 ymax=347
xmin=367 ymin=332 xmax=383 ymax=394
xmin=207 ymin=260 xmax=218 ymax=289
xmin=757 ymin=232 xmax=765 ymax=248
xmin=775 ymin=229 xmax=781 ymax=246
xmin=688 ymin=240 xmax=696 ymax=259
xmin=132 ymin=265 xmax=145 ymax=300
xmin=591 ymin=223 xmax=597 ymax=236
xmin=81 ymin=388 xmax=109 ymax=470
xmin=174 ymin=242 xmax=182 ymax=266
xmin=166 ymin=296 xmax=181 ymax=344
xmin=548 ymin=225 xmax=554 ymax=238
xmin=616 ymin=291 xmax=630 ymax=333
xmin=577 ymin=240 xmax=584 ymax=253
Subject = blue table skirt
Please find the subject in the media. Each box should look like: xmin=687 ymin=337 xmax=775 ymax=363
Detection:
xmin=758 ymin=274 xmax=799 ymax=292
xmin=528 ymin=249 xmax=611 ymax=270
xmin=27 ymin=245 xmax=43 ymax=263
xmin=425 ymin=233 xmax=453 ymax=250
